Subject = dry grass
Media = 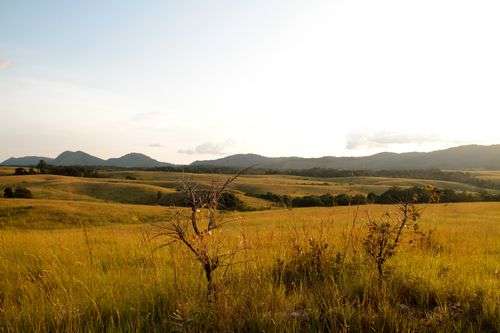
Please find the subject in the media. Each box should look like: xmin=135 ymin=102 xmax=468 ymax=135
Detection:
xmin=0 ymin=200 xmax=498 ymax=331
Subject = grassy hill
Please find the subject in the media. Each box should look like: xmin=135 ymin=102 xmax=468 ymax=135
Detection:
xmin=0 ymin=174 xmax=177 ymax=204
xmin=101 ymin=170 xmax=488 ymax=196
xmin=0 ymin=168 xmax=492 ymax=212
xmin=0 ymin=199 xmax=171 ymax=229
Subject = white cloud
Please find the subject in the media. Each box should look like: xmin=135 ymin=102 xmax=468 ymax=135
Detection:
xmin=178 ymin=140 xmax=234 ymax=156
xmin=346 ymin=131 xmax=441 ymax=150
xmin=132 ymin=111 xmax=162 ymax=121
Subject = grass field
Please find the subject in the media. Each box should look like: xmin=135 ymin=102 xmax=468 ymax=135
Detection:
xmin=0 ymin=168 xmax=499 ymax=331
xmin=0 ymin=196 xmax=498 ymax=332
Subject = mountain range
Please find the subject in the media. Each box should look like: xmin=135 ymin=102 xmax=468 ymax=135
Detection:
xmin=2 ymin=145 xmax=500 ymax=170
xmin=0 ymin=151 xmax=172 ymax=168
xmin=192 ymin=145 xmax=500 ymax=170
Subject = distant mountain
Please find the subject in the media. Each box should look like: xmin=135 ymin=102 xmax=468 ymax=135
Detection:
xmin=106 ymin=153 xmax=170 ymax=168
xmin=0 ymin=156 xmax=54 ymax=166
xmin=54 ymin=151 xmax=106 ymax=166
xmin=1 ymin=151 xmax=174 ymax=168
xmin=191 ymin=145 xmax=500 ymax=170
xmin=4 ymin=144 xmax=500 ymax=170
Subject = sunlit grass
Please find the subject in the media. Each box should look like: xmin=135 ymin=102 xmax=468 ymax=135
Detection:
xmin=0 ymin=200 xmax=498 ymax=331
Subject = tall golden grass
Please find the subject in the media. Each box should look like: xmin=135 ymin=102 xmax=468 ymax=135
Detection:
xmin=0 ymin=200 xmax=498 ymax=331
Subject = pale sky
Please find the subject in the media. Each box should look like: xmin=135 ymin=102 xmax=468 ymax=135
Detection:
xmin=1 ymin=0 xmax=500 ymax=164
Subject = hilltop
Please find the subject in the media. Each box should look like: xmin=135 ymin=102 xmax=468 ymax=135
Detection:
xmin=1 ymin=151 xmax=172 ymax=168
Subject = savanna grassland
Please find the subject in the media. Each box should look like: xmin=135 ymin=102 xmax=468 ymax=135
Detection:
xmin=0 ymin=167 xmax=499 ymax=332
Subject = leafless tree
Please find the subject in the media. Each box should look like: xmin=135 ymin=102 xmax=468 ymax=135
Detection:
xmin=152 ymin=168 xmax=250 ymax=299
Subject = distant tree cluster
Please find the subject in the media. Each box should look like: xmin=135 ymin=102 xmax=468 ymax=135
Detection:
xmin=3 ymin=186 xmax=33 ymax=198
xmin=247 ymin=186 xmax=500 ymax=208
xmin=281 ymin=168 xmax=500 ymax=190
xmin=157 ymin=190 xmax=249 ymax=211
xmin=14 ymin=167 xmax=36 ymax=175
xmin=44 ymin=165 xmax=99 ymax=178
xmin=10 ymin=160 xmax=99 ymax=178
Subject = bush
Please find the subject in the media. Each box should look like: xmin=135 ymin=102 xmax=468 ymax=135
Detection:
xmin=3 ymin=186 xmax=33 ymax=199
xmin=273 ymin=239 xmax=340 ymax=291
xmin=217 ymin=192 xmax=247 ymax=211
xmin=3 ymin=187 xmax=14 ymax=198
xmin=351 ymin=194 xmax=367 ymax=205
xmin=334 ymin=194 xmax=351 ymax=206
xmin=14 ymin=168 xmax=28 ymax=175
xmin=292 ymin=195 xmax=324 ymax=207
xmin=14 ymin=187 xmax=33 ymax=198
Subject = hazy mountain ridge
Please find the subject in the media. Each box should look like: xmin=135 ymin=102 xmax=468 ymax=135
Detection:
xmin=191 ymin=145 xmax=500 ymax=170
xmin=1 ymin=151 xmax=172 ymax=168
xmin=0 ymin=156 xmax=55 ymax=166
xmin=3 ymin=144 xmax=500 ymax=170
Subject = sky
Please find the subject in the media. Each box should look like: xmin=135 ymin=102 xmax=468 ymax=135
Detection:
xmin=1 ymin=0 xmax=500 ymax=164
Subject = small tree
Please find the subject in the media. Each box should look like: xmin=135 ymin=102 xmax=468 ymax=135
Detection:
xmin=152 ymin=169 xmax=249 ymax=299
xmin=363 ymin=195 xmax=421 ymax=280
xmin=36 ymin=160 xmax=48 ymax=173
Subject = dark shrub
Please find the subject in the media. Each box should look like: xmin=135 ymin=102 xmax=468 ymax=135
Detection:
xmin=292 ymin=195 xmax=324 ymax=207
xmin=14 ymin=168 xmax=28 ymax=175
xmin=319 ymin=193 xmax=335 ymax=206
xmin=3 ymin=187 xmax=14 ymax=198
xmin=334 ymin=194 xmax=351 ymax=206
xmin=367 ymin=192 xmax=378 ymax=203
xmin=217 ymin=192 xmax=246 ymax=210
xmin=351 ymin=194 xmax=367 ymax=205
xmin=14 ymin=187 xmax=33 ymax=198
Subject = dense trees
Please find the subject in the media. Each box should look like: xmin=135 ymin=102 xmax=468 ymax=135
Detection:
xmin=45 ymin=166 xmax=99 ymax=178
xmin=11 ymin=163 xmax=99 ymax=178
xmin=248 ymin=186 xmax=500 ymax=208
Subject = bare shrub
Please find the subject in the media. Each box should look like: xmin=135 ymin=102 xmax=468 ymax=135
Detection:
xmin=363 ymin=199 xmax=421 ymax=280
xmin=152 ymin=169 xmax=248 ymax=299
xmin=273 ymin=239 xmax=342 ymax=291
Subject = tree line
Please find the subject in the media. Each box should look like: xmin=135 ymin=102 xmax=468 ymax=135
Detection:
xmin=12 ymin=160 xmax=100 ymax=178
xmin=247 ymin=186 xmax=500 ymax=208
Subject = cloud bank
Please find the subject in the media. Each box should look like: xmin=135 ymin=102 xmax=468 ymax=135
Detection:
xmin=346 ymin=131 xmax=441 ymax=150
xmin=178 ymin=140 xmax=234 ymax=156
